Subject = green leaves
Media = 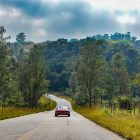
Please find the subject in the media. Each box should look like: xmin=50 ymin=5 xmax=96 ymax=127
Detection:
xmin=18 ymin=45 xmax=49 ymax=107
xmin=76 ymin=40 xmax=106 ymax=107
xmin=0 ymin=26 xmax=14 ymax=107
xmin=16 ymin=32 xmax=26 ymax=44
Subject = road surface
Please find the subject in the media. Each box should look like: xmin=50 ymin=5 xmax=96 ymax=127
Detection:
xmin=0 ymin=94 xmax=127 ymax=140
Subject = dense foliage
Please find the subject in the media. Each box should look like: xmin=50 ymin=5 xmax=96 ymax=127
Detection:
xmin=36 ymin=33 xmax=140 ymax=108
xmin=1 ymin=26 xmax=140 ymax=109
xmin=0 ymin=27 xmax=49 ymax=108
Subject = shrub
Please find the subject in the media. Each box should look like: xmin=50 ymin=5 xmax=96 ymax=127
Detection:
xmin=118 ymin=95 xmax=132 ymax=110
xmin=74 ymin=91 xmax=87 ymax=106
xmin=102 ymin=108 xmax=110 ymax=114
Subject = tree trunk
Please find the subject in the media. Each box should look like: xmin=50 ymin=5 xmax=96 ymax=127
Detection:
xmin=88 ymin=89 xmax=92 ymax=108
xmin=25 ymin=100 xmax=27 ymax=107
xmin=85 ymin=91 xmax=87 ymax=106
xmin=101 ymin=94 xmax=102 ymax=108
xmin=94 ymin=96 xmax=96 ymax=105
xmin=3 ymin=100 xmax=6 ymax=108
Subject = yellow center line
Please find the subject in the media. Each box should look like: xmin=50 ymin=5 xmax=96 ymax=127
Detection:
xmin=16 ymin=120 xmax=48 ymax=140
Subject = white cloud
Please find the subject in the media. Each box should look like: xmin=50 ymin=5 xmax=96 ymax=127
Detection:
xmin=117 ymin=14 xmax=136 ymax=24
xmin=33 ymin=18 xmax=47 ymax=27
xmin=0 ymin=7 xmax=20 ymax=19
xmin=84 ymin=0 xmax=140 ymax=10
xmin=35 ymin=29 xmax=47 ymax=36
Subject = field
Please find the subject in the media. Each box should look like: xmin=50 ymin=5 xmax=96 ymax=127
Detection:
xmin=54 ymin=93 xmax=140 ymax=140
xmin=0 ymin=96 xmax=56 ymax=120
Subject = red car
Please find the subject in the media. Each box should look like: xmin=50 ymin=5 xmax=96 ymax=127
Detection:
xmin=55 ymin=106 xmax=70 ymax=117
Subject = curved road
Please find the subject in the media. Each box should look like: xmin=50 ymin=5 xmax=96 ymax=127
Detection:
xmin=0 ymin=94 xmax=127 ymax=140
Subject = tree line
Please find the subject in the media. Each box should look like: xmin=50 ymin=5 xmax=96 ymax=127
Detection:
xmin=1 ymin=26 xmax=140 ymax=109
xmin=41 ymin=34 xmax=140 ymax=108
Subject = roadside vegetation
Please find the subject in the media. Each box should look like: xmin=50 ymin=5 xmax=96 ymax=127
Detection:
xmin=0 ymin=96 xmax=56 ymax=120
xmin=0 ymin=27 xmax=55 ymax=120
xmin=54 ymin=93 xmax=140 ymax=140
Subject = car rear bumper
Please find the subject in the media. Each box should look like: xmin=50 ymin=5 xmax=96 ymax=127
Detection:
xmin=55 ymin=111 xmax=70 ymax=115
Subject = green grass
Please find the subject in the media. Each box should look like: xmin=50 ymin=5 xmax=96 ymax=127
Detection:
xmin=53 ymin=93 xmax=140 ymax=140
xmin=0 ymin=96 xmax=56 ymax=120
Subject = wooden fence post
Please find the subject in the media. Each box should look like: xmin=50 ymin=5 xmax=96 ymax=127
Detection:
xmin=134 ymin=101 xmax=135 ymax=115
xmin=139 ymin=100 xmax=140 ymax=114
xmin=111 ymin=103 xmax=112 ymax=114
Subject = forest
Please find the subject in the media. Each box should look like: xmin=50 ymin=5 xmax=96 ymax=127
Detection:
xmin=1 ymin=26 xmax=140 ymax=110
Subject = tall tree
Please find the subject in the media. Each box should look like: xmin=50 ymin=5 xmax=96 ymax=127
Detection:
xmin=125 ymin=32 xmax=131 ymax=40
xmin=16 ymin=32 xmax=26 ymax=44
xmin=18 ymin=45 xmax=49 ymax=108
xmin=111 ymin=53 xmax=131 ymax=96
xmin=76 ymin=40 xmax=105 ymax=108
xmin=0 ymin=26 xmax=15 ymax=107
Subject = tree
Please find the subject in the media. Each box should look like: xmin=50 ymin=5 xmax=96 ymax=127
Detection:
xmin=111 ymin=53 xmax=131 ymax=96
xmin=69 ymin=71 xmax=78 ymax=95
xmin=0 ymin=26 xmax=15 ymax=108
xmin=16 ymin=48 xmax=24 ymax=65
xmin=13 ymin=42 xmax=22 ymax=56
xmin=132 ymin=36 xmax=137 ymax=42
xmin=102 ymin=34 xmax=109 ymax=40
xmin=105 ymin=74 xmax=115 ymax=106
xmin=16 ymin=32 xmax=26 ymax=44
xmin=76 ymin=83 xmax=88 ymax=106
xmin=132 ymin=73 xmax=140 ymax=96
xmin=76 ymin=40 xmax=105 ymax=108
xmin=64 ymin=56 xmax=76 ymax=73
xmin=110 ymin=32 xmax=125 ymax=41
xmin=18 ymin=45 xmax=49 ymax=108
xmin=125 ymin=32 xmax=131 ymax=40
xmin=0 ymin=26 xmax=11 ymax=42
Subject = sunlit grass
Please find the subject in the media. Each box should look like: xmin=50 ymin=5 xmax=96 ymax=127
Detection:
xmin=0 ymin=96 xmax=56 ymax=120
xmin=54 ymin=93 xmax=140 ymax=140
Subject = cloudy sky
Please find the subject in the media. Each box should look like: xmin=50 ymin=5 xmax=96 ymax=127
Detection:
xmin=0 ymin=0 xmax=140 ymax=42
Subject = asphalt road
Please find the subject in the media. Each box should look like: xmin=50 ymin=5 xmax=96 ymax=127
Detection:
xmin=0 ymin=94 xmax=127 ymax=140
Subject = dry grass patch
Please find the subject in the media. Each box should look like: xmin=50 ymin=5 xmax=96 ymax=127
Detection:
xmin=0 ymin=96 xmax=56 ymax=120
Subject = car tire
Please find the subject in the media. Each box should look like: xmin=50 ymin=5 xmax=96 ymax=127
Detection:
xmin=55 ymin=113 xmax=57 ymax=117
xmin=68 ymin=114 xmax=70 ymax=117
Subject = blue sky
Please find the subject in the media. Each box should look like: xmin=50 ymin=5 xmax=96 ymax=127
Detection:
xmin=0 ymin=0 xmax=140 ymax=42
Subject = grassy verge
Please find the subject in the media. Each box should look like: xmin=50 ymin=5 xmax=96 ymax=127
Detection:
xmin=53 ymin=93 xmax=140 ymax=140
xmin=0 ymin=96 xmax=56 ymax=120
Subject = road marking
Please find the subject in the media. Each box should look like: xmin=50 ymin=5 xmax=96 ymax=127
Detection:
xmin=16 ymin=120 xmax=48 ymax=140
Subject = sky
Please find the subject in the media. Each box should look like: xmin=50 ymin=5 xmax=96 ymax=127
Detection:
xmin=0 ymin=0 xmax=140 ymax=43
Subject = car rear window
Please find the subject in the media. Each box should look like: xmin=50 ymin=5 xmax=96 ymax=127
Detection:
xmin=58 ymin=107 xmax=68 ymax=110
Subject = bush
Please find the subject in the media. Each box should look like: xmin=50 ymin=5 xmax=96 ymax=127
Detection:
xmin=102 ymin=108 xmax=110 ymax=114
xmin=7 ymin=99 xmax=15 ymax=106
xmin=118 ymin=95 xmax=132 ymax=110
xmin=74 ymin=91 xmax=87 ymax=106
xmin=65 ymin=88 xmax=73 ymax=97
